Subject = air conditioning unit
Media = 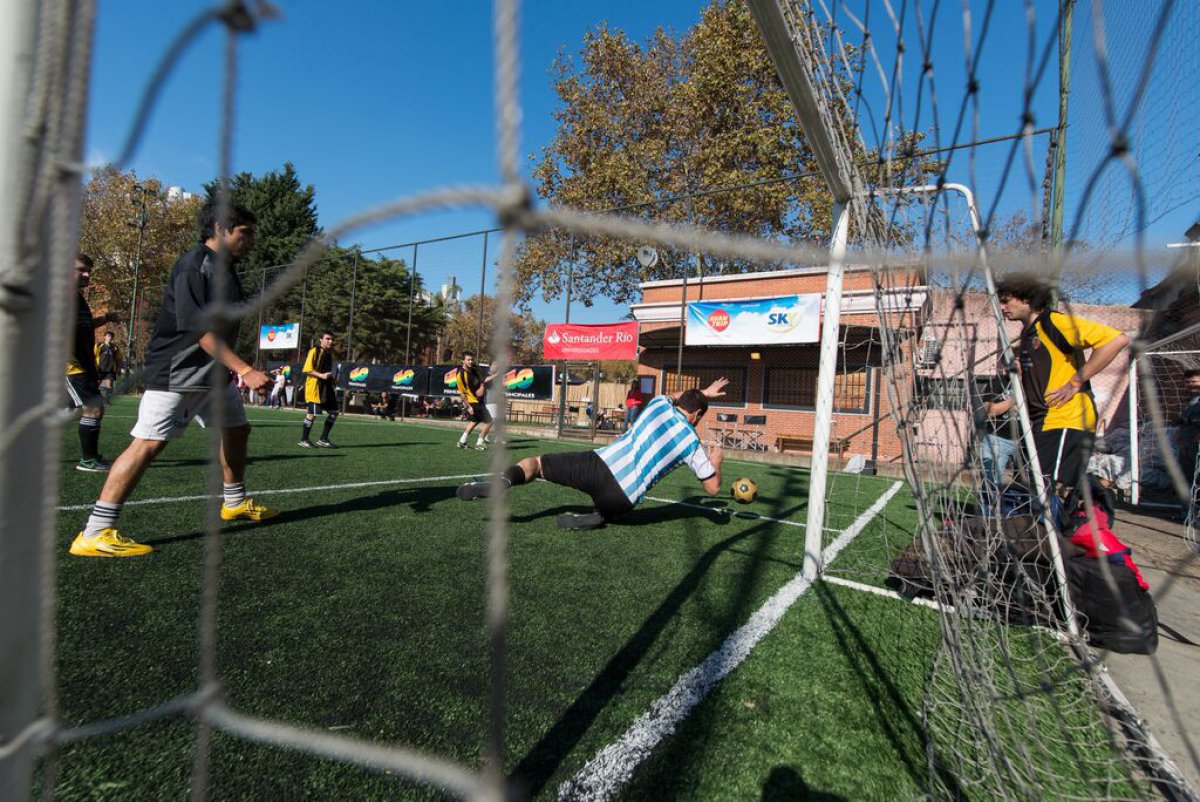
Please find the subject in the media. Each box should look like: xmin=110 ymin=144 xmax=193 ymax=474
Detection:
xmin=917 ymin=333 xmax=940 ymax=368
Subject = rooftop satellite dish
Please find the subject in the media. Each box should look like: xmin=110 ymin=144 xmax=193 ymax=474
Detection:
xmin=636 ymin=245 xmax=659 ymax=269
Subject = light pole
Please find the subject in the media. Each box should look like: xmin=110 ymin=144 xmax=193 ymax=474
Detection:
xmin=127 ymin=182 xmax=157 ymax=366
xmin=637 ymin=245 xmax=688 ymax=391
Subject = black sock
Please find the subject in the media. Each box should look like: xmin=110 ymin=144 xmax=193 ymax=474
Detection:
xmin=320 ymin=415 xmax=337 ymax=440
xmin=503 ymin=465 xmax=527 ymax=487
xmin=301 ymin=419 xmax=313 ymax=441
xmin=79 ymin=416 xmax=101 ymax=460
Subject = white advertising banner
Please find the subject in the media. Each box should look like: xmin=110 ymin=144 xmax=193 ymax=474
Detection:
xmin=685 ymin=295 xmax=821 ymax=346
xmin=259 ymin=322 xmax=300 ymax=350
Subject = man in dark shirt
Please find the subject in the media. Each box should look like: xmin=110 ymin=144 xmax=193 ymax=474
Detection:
xmin=70 ymin=201 xmax=278 ymax=558
xmin=95 ymin=330 xmax=121 ymax=402
xmin=65 ymin=254 xmax=121 ymax=472
xmin=455 ymin=351 xmax=493 ymax=450
xmin=1177 ymin=368 xmax=1200 ymax=492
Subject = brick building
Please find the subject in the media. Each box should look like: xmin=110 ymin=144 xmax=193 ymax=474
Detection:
xmin=632 ymin=266 xmax=925 ymax=468
xmin=632 ymin=267 xmax=1143 ymax=471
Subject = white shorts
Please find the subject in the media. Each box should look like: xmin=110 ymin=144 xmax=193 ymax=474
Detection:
xmin=130 ymin=385 xmax=249 ymax=441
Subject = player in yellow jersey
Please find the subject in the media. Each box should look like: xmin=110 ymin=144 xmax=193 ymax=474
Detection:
xmin=454 ymin=351 xmax=493 ymax=450
xmin=66 ymin=255 xmax=121 ymax=472
xmin=993 ymin=273 xmax=1129 ymax=491
xmin=299 ymin=331 xmax=339 ymax=448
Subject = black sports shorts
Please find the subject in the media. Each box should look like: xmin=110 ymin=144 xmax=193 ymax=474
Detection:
xmin=307 ymin=401 xmax=338 ymax=416
xmin=539 ymin=450 xmax=634 ymax=521
xmin=65 ymin=370 xmax=103 ymax=408
xmin=468 ymin=402 xmax=493 ymax=424
xmin=1033 ymin=427 xmax=1093 ymax=489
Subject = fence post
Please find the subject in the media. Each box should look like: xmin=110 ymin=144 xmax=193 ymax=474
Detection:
xmin=405 ymin=243 xmax=418 ymax=363
xmin=345 ymin=252 xmax=358 ymax=362
xmin=476 ymin=231 xmax=489 ymax=356
xmin=557 ymin=234 xmax=575 ymax=435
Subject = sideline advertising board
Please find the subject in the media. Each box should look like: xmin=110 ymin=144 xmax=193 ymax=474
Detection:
xmin=685 ymin=295 xmax=821 ymax=346
xmin=259 ymin=322 xmax=300 ymax=350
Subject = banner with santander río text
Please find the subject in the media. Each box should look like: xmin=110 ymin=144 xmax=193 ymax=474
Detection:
xmin=543 ymin=322 xmax=639 ymax=361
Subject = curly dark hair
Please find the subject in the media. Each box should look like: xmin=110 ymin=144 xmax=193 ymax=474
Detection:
xmin=994 ymin=272 xmax=1053 ymax=312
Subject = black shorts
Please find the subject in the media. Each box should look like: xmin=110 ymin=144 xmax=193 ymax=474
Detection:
xmin=307 ymin=401 xmax=338 ymax=416
xmin=468 ymin=402 xmax=493 ymax=424
xmin=65 ymin=371 xmax=103 ymax=409
xmin=1033 ymin=427 xmax=1093 ymax=489
xmin=540 ymin=450 xmax=634 ymax=521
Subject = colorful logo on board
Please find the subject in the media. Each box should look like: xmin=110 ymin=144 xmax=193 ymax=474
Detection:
xmin=707 ymin=309 xmax=730 ymax=332
xmin=766 ymin=306 xmax=801 ymax=334
xmin=280 ymin=365 xmax=291 ymax=377
xmin=392 ymin=369 xmax=415 ymax=388
xmin=505 ymin=368 xmax=534 ymax=390
xmin=443 ymin=368 xmax=459 ymax=387
xmin=266 ymin=328 xmax=277 ymax=342
xmin=348 ymin=367 xmax=369 ymax=383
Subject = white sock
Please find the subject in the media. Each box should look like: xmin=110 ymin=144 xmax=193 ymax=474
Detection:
xmin=223 ymin=482 xmax=246 ymax=508
xmin=83 ymin=502 xmax=122 ymax=537
xmin=459 ymin=433 xmax=469 ymax=444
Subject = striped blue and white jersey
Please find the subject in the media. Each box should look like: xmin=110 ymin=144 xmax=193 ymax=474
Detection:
xmin=596 ymin=395 xmax=716 ymax=505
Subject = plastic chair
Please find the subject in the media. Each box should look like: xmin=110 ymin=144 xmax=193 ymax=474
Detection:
xmin=742 ymin=414 xmax=768 ymax=451
xmin=710 ymin=412 xmax=741 ymax=449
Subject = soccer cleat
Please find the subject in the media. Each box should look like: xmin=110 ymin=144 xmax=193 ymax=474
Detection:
xmin=220 ymin=498 xmax=280 ymax=522
xmin=76 ymin=457 xmax=112 ymax=473
xmin=457 ymin=441 xmax=469 ymax=449
xmin=556 ymin=512 xmax=606 ymax=531
xmin=298 ymin=440 xmax=313 ymax=448
xmin=474 ymin=443 xmax=488 ymax=451
xmin=456 ymin=481 xmax=491 ymax=501
xmin=315 ymin=439 xmax=336 ymax=449
xmin=69 ymin=528 xmax=153 ymax=557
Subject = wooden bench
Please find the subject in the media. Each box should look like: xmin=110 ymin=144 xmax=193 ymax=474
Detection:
xmin=776 ymin=435 xmax=851 ymax=462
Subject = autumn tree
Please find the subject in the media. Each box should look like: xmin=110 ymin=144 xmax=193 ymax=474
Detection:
xmin=77 ymin=165 xmax=201 ymax=359
xmin=516 ymin=1 xmax=937 ymax=307
xmin=441 ymin=294 xmax=546 ymax=365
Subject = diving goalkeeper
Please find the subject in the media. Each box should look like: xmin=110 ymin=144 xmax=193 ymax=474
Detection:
xmin=456 ymin=378 xmax=727 ymax=529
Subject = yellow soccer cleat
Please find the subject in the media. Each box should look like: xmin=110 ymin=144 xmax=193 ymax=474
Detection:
xmin=220 ymin=497 xmax=280 ymax=522
xmin=69 ymin=528 xmax=154 ymax=558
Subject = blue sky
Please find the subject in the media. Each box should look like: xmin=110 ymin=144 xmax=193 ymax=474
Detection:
xmin=86 ymin=1 xmax=1196 ymax=323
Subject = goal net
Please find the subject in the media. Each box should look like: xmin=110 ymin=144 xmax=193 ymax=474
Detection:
xmin=3 ymin=0 xmax=1198 ymax=800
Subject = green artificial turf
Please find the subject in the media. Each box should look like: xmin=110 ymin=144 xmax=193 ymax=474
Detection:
xmin=41 ymin=398 xmax=1128 ymax=801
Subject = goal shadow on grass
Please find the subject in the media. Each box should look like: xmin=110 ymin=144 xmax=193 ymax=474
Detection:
xmin=141 ymin=485 xmax=461 ymax=548
xmin=812 ymin=581 xmax=965 ymax=799
xmin=514 ymin=473 xmax=809 ymax=796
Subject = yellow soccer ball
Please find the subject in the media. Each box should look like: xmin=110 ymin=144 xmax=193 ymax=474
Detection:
xmin=731 ymin=477 xmax=758 ymax=504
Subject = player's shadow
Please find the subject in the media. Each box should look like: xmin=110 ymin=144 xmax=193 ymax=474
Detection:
xmin=507 ymin=497 xmax=731 ymax=527
xmin=811 ymin=581 xmax=964 ymax=798
xmin=150 ymin=452 xmax=347 ymax=468
xmin=142 ymin=485 xmax=459 ymax=547
xmin=761 ymin=766 xmax=847 ymax=801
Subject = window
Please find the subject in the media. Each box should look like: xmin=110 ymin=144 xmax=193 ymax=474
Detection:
xmin=764 ymin=367 xmax=873 ymax=414
xmin=662 ymin=365 xmax=747 ymax=405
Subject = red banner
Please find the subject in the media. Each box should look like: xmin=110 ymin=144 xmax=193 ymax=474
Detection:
xmin=543 ymin=322 xmax=639 ymax=361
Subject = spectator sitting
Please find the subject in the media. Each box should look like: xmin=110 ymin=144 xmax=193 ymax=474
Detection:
xmin=371 ymin=391 xmax=397 ymax=421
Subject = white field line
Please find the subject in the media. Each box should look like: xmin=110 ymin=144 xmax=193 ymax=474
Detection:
xmin=557 ymin=481 xmax=904 ymax=802
xmin=57 ymin=473 xmax=482 ymax=512
xmin=821 ymin=574 xmax=952 ymax=613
